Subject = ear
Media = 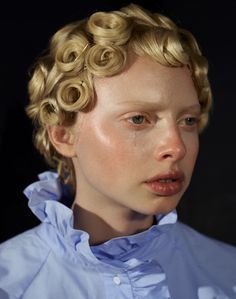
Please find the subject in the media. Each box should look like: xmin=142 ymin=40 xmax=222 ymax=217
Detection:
xmin=47 ymin=125 xmax=76 ymax=158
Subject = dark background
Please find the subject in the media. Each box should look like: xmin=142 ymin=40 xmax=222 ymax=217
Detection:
xmin=0 ymin=1 xmax=236 ymax=245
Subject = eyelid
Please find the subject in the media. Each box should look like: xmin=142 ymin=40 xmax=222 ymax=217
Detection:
xmin=124 ymin=111 xmax=158 ymax=120
xmin=123 ymin=112 xmax=156 ymax=129
xmin=179 ymin=111 xmax=201 ymax=121
xmin=135 ymin=111 xmax=158 ymax=120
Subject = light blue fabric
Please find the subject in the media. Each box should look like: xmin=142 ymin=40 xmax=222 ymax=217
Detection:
xmin=0 ymin=171 xmax=236 ymax=299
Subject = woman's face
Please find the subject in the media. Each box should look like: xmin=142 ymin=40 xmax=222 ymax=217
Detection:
xmin=71 ymin=55 xmax=200 ymax=216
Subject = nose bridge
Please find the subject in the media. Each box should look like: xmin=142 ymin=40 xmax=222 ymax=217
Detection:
xmin=154 ymin=122 xmax=186 ymax=161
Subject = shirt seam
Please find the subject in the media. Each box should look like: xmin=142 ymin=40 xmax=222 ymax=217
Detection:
xmin=19 ymin=249 xmax=52 ymax=298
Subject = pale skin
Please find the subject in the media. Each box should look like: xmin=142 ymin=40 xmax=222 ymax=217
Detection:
xmin=48 ymin=55 xmax=200 ymax=245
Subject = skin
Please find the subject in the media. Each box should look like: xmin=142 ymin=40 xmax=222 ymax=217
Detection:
xmin=50 ymin=55 xmax=200 ymax=245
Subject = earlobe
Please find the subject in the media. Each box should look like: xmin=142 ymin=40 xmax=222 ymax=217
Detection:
xmin=47 ymin=125 xmax=76 ymax=158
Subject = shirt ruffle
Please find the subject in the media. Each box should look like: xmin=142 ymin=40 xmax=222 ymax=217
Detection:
xmin=91 ymin=212 xmax=177 ymax=261
xmin=24 ymin=171 xmax=177 ymax=259
xmin=24 ymin=171 xmax=88 ymax=247
xmin=22 ymin=171 xmax=181 ymax=297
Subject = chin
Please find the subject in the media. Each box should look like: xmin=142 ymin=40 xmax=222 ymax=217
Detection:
xmin=139 ymin=197 xmax=180 ymax=216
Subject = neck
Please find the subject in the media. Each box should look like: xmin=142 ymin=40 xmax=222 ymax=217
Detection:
xmin=72 ymin=202 xmax=155 ymax=245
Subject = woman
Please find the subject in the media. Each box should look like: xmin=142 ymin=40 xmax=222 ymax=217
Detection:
xmin=0 ymin=4 xmax=235 ymax=298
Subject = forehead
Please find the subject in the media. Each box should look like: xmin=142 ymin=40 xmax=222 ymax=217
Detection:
xmin=94 ymin=55 xmax=198 ymax=107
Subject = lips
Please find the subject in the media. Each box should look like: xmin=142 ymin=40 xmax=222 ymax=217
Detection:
xmin=144 ymin=171 xmax=185 ymax=196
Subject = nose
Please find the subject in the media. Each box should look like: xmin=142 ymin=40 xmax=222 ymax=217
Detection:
xmin=154 ymin=127 xmax=186 ymax=162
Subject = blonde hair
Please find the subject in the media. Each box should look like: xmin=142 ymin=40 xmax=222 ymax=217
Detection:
xmin=26 ymin=3 xmax=212 ymax=190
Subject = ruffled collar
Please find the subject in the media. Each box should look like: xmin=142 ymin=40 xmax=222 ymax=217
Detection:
xmin=24 ymin=171 xmax=86 ymax=247
xmin=91 ymin=213 xmax=177 ymax=262
xmin=24 ymin=171 xmax=177 ymax=262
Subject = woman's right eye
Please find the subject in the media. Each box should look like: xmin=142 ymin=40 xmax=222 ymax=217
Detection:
xmin=124 ymin=112 xmax=156 ymax=130
xmin=129 ymin=115 xmax=146 ymax=125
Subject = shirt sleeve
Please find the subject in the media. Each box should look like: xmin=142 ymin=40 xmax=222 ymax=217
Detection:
xmin=0 ymin=226 xmax=51 ymax=299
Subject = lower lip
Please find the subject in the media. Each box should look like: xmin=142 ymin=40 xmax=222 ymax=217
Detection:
xmin=144 ymin=180 xmax=184 ymax=196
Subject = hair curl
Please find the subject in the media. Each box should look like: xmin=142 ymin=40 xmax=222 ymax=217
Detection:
xmin=26 ymin=3 xmax=212 ymax=191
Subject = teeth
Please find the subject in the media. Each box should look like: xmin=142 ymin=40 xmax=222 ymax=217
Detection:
xmin=158 ymin=179 xmax=174 ymax=183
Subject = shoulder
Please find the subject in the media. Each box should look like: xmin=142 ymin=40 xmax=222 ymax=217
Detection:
xmin=0 ymin=225 xmax=51 ymax=298
xmin=174 ymin=221 xmax=236 ymax=279
xmin=0 ymin=224 xmax=51 ymax=261
xmin=175 ymin=221 xmax=236 ymax=254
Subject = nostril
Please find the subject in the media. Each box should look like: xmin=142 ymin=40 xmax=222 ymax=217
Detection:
xmin=163 ymin=154 xmax=172 ymax=159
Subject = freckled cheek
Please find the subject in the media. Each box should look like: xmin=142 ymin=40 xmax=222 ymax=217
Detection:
xmin=78 ymin=122 xmax=140 ymax=169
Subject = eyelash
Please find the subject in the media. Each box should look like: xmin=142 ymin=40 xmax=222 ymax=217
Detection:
xmin=126 ymin=114 xmax=152 ymax=129
xmin=125 ymin=114 xmax=200 ymax=130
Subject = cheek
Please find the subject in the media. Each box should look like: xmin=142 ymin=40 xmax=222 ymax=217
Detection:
xmin=76 ymin=118 xmax=139 ymax=172
xmin=185 ymin=134 xmax=199 ymax=169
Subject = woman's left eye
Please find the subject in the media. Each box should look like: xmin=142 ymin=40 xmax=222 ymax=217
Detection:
xmin=183 ymin=117 xmax=198 ymax=126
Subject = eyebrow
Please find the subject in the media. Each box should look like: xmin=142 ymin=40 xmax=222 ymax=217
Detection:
xmin=116 ymin=101 xmax=201 ymax=112
xmin=115 ymin=101 xmax=165 ymax=110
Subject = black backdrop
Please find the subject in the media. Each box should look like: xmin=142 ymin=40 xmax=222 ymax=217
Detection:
xmin=0 ymin=0 xmax=236 ymax=245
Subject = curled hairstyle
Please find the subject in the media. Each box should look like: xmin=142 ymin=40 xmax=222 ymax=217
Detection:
xmin=26 ymin=3 xmax=212 ymax=190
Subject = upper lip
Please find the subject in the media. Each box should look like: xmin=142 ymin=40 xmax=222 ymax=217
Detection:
xmin=145 ymin=170 xmax=185 ymax=183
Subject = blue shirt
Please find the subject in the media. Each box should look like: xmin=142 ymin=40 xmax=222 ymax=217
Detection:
xmin=0 ymin=171 xmax=236 ymax=299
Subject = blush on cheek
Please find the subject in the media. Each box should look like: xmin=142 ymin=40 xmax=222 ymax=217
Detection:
xmin=76 ymin=113 xmax=149 ymax=178
xmin=93 ymin=122 xmax=115 ymax=148
xmin=85 ymin=122 xmax=132 ymax=167
xmin=93 ymin=121 xmax=140 ymax=154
